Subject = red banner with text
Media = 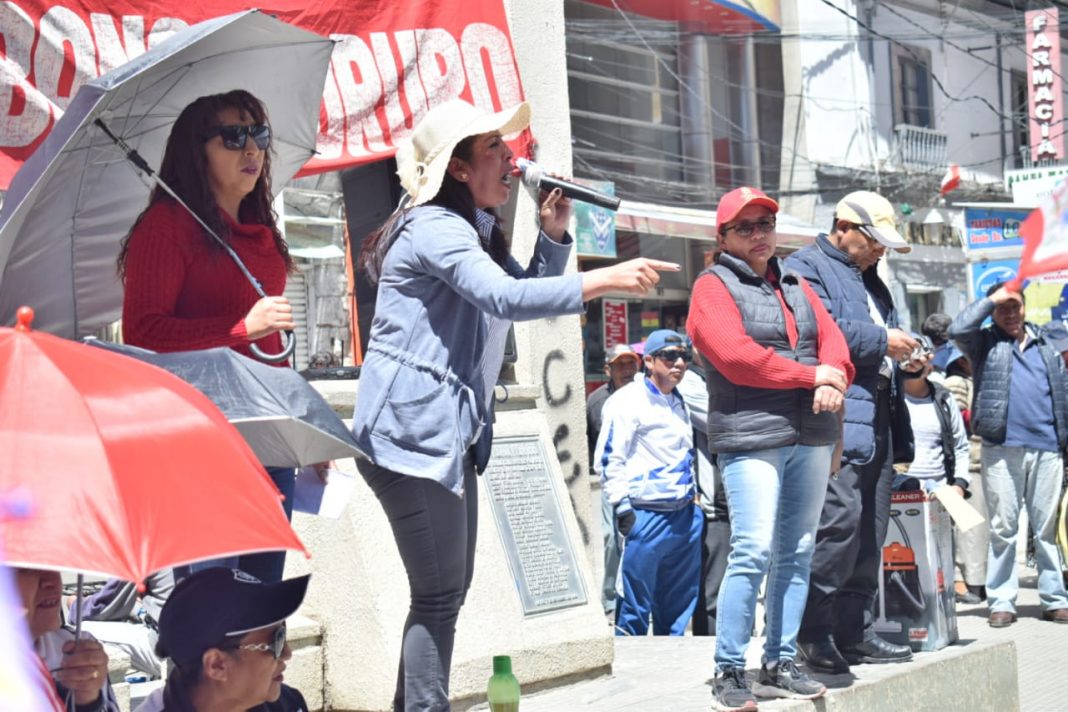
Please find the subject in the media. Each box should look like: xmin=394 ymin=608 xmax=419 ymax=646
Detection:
xmin=0 ymin=1 xmax=526 ymax=189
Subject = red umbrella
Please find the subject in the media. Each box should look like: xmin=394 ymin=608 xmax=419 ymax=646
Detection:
xmin=0 ymin=307 xmax=307 ymax=584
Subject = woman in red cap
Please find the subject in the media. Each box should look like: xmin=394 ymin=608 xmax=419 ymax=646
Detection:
xmin=688 ymin=187 xmax=853 ymax=712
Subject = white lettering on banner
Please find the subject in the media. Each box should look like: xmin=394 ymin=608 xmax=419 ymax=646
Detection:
xmin=35 ymin=6 xmax=96 ymax=112
xmin=146 ymin=17 xmax=189 ymax=47
xmin=461 ymin=23 xmax=521 ymax=114
xmin=90 ymin=13 xmax=146 ymax=74
xmin=1034 ymin=68 xmax=1054 ymax=85
xmin=0 ymin=1 xmax=50 ymax=148
xmin=325 ymin=25 xmax=517 ymax=159
xmin=1027 ymin=8 xmax=1064 ymax=161
xmin=395 ymin=30 xmax=427 ymax=129
xmin=2 ymin=3 xmax=523 ymax=171
xmin=394 ymin=30 xmax=429 ymax=130
xmin=417 ymin=28 xmax=465 ymax=108
xmin=331 ymin=33 xmax=388 ymax=156
xmin=316 ymin=69 xmax=345 ymax=161
xmin=370 ymin=32 xmax=410 ymax=145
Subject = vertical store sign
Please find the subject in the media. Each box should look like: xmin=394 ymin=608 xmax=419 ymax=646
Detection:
xmin=602 ymin=299 xmax=628 ymax=349
xmin=1027 ymin=8 xmax=1064 ymax=162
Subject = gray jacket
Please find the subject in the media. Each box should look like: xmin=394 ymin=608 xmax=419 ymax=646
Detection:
xmin=352 ymin=206 xmax=583 ymax=495
xmin=949 ymin=297 xmax=1068 ymax=449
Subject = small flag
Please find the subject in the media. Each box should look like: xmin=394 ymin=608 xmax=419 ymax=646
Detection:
xmin=940 ymin=164 xmax=961 ymax=196
xmin=1009 ymin=179 xmax=1068 ymax=290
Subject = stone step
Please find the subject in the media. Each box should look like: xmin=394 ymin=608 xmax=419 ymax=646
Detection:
xmin=467 ymin=636 xmax=1018 ymax=712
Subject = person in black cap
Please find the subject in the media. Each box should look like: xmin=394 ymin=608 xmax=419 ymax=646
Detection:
xmin=135 ymin=568 xmax=310 ymax=712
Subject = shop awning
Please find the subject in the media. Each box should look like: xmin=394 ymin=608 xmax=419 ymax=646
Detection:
xmin=616 ymin=200 xmax=820 ymax=249
xmin=583 ymin=0 xmax=780 ymax=34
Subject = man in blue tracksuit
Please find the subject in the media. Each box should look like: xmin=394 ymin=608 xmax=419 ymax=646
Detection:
xmin=594 ymin=329 xmax=701 ymax=636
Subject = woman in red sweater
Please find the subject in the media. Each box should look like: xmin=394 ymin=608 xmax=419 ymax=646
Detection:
xmin=688 ymin=187 xmax=854 ymax=712
xmin=117 ymin=90 xmax=295 ymax=583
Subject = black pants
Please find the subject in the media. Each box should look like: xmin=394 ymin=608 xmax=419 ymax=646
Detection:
xmin=360 ymin=458 xmax=478 ymax=712
xmin=800 ymin=387 xmax=894 ymax=647
xmin=691 ymin=516 xmax=731 ymax=636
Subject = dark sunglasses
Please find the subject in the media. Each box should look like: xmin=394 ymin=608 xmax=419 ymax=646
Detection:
xmin=205 ymin=123 xmax=271 ymax=151
xmin=231 ymin=622 xmax=287 ymax=659
xmin=653 ymin=349 xmax=691 ymax=363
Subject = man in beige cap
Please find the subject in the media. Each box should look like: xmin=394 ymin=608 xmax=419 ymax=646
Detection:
xmin=785 ymin=191 xmax=923 ymax=673
xmin=587 ymin=343 xmax=642 ymax=616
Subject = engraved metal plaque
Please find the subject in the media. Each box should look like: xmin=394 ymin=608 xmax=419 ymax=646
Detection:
xmin=483 ymin=435 xmax=587 ymax=615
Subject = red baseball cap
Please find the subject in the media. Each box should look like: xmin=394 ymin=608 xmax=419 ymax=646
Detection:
xmin=715 ymin=187 xmax=779 ymax=235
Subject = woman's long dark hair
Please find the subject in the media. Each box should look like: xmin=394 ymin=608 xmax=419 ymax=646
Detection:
xmin=360 ymin=134 xmax=510 ymax=285
xmin=116 ymin=90 xmax=292 ymax=279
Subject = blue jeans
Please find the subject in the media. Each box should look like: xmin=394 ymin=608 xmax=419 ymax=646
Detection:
xmin=615 ymin=504 xmax=702 ymax=636
xmin=982 ymin=444 xmax=1068 ymax=613
xmin=175 ymin=466 xmax=296 ymax=583
xmin=715 ymin=444 xmax=832 ymax=670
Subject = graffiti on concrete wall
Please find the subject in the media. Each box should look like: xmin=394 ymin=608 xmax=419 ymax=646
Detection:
xmin=542 ymin=348 xmax=590 ymax=545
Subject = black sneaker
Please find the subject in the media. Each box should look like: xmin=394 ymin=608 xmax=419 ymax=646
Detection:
xmin=712 ymin=667 xmax=758 ymax=711
xmin=752 ymin=659 xmax=827 ymax=700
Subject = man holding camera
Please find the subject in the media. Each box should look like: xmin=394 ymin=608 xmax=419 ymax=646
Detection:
xmin=950 ymin=283 xmax=1068 ymax=627
xmin=784 ymin=191 xmax=917 ymax=673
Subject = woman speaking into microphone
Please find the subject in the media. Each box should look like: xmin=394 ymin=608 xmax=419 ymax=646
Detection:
xmin=354 ymin=99 xmax=675 ymax=712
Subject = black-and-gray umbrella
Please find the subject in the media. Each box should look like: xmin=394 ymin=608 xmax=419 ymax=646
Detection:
xmin=88 ymin=340 xmax=364 ymax=468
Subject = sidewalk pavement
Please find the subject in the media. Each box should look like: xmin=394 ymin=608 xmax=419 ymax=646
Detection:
xmin=487 ymin=572 xmax=1059 ymax=711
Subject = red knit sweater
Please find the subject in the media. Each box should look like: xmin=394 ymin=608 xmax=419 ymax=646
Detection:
xmin=687 ymin=269 xmax=855 ymax=389
xmin=121 ymin=199 xmax=287 ymax=361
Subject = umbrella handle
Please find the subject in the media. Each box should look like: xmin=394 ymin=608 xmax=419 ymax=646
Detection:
xmin=250 ymin=329 xmax=297 ymax=363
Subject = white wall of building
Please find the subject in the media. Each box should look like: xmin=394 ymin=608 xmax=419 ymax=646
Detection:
xmin=789 ymin=0 xmax=876 ymax=171
xmin=866 ymin=2 xmax=1013 ymax=183
xmin=789 ymin=0 xmax=1064 ymax=187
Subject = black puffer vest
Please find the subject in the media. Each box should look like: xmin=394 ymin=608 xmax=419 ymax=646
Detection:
xmin=700 ymin=253 xmax=839 ymax=453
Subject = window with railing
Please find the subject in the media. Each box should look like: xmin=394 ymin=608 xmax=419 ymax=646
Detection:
xmin=893 ymin=124 xmax=947 ymax=172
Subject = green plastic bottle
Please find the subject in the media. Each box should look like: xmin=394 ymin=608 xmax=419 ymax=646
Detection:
xmin=487 ymin=655 xmax=520 ymax=712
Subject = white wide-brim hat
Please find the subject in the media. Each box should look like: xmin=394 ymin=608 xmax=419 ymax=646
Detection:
xmin=396 ymin=99 xmax=531 ymax=206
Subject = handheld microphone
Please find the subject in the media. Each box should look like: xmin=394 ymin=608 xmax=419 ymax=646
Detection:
xmin=513 ymin=158 xmax=621 ymax=212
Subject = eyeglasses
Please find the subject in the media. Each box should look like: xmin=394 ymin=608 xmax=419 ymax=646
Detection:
xmin=233 ymin=623 xmax=287 ymax=659
xmin=653 ymin=349 xmax=691 ymax=363
xmin=205 ymin=123 xmax=271 ymax=151
xmin=725 ymin=219 xmax=776 ymax=238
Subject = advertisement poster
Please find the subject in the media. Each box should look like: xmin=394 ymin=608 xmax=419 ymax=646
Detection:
xmin=969 ymin=259 xmax=1068 ymax=323
xmin=970 ymin=259 xmax=1019 ymax=300
xmin=574 ymin=179 xmax=617 ymax=258
xmin=963 ymin=208 xmax=1027 ymax=251
xmin=602 ymin=299 xmax=628 ymax=349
